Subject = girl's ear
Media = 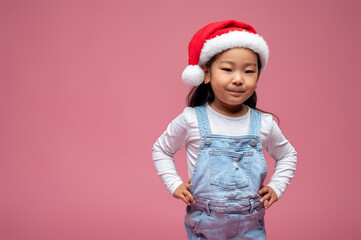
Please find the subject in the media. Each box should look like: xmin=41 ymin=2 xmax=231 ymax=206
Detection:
xmin=201 ymin=65 xmax=211 ymax=84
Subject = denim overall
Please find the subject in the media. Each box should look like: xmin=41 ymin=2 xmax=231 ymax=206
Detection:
xmin=184 ymin=105 xmax=267 ymax=240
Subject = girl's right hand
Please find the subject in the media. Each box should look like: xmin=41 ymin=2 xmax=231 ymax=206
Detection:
xmin=173 ymin=179 xmax=195 ymax=206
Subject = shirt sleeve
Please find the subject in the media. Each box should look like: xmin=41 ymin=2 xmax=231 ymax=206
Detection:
xmin=152 ymin=108 xmax=190 ymax=195
xmin=263 ymin=118 xmax=297 ymax=199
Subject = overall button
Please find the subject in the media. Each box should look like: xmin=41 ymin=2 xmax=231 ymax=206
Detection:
xmin=250 ymin=139 xmax=257 ymax=147
xmin=205 ymin=138 xmax=212 ymax=146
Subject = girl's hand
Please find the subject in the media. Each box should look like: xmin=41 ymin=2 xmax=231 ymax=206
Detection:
xmin=173 ymin=179 xmax=195 ymax=206
xmin=258 ymin=185 xmax=278 ymax=209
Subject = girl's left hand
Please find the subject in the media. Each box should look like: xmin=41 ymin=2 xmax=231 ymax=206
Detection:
xmin=258 ymin=185 xmax=278 ymax=209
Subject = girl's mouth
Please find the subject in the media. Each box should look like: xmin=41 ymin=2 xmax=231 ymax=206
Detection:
xmin=228 ymin=90 xmax=243 ymax=96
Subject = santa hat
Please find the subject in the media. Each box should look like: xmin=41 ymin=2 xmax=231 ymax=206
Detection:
xmin=182 ymin=20 xmax=269 ymax=86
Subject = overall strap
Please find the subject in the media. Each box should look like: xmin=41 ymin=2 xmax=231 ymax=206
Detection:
xmin=248 ymin=108 xmax=261 ymax=136
xmin=195 ymin=105 xmax=212 ymax=136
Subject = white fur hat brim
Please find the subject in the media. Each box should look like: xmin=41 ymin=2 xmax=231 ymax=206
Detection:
xmin=199 ymin=30 xmax=269 ymax=71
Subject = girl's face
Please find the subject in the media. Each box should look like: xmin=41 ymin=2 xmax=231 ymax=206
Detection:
xmin=204 ymin=48 xmax=259 ymax=116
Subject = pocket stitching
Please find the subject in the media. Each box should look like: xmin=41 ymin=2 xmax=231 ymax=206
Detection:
xmin=252 ymin=209 xmax=265 ymax=230
xmin=193 ymin=211 xmax=207 ymax=233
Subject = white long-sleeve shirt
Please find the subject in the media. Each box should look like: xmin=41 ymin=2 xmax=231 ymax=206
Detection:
xmin=152 ymin=103 xmax=297 ymax=199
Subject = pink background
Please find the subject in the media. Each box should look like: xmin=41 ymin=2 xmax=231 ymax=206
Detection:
xmin=1 ymin=0 xmax=361 ymax=239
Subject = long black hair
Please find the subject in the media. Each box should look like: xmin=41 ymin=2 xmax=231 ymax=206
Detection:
xmin=186 ymin=50 xmax=279 ymax=123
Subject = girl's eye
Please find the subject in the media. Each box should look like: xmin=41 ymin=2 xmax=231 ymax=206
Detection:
xmin=222 ymin=68 xmax=232 ymax=72
xmin=245 ymin=70 xmax=255 ymax=74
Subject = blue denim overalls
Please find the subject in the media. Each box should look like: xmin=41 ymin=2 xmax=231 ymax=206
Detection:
xmin=184 ymin=105 xmax=267 ymax=240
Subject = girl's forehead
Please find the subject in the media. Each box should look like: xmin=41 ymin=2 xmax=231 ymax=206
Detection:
xmin=216 ymin=48 xmax=258 ymax=62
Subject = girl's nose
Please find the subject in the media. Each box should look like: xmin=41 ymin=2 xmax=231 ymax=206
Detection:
xmin=233 ymin=73 xmax=244 ymax=85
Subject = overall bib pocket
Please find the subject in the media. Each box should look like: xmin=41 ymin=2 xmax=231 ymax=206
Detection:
xmin=209 ymin=150 xmax=253 ymax=189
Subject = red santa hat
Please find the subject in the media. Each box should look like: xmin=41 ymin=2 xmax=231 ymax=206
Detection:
xmin=182 ymin=20 xmax=269 ymax=86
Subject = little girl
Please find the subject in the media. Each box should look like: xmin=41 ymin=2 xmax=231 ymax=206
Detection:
xmin=152 ymin=20 xmax=297 ymax=240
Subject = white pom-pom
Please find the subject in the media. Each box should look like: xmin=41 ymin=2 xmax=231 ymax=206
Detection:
xmin=181 ymin=65 xmax=204 ymax=86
